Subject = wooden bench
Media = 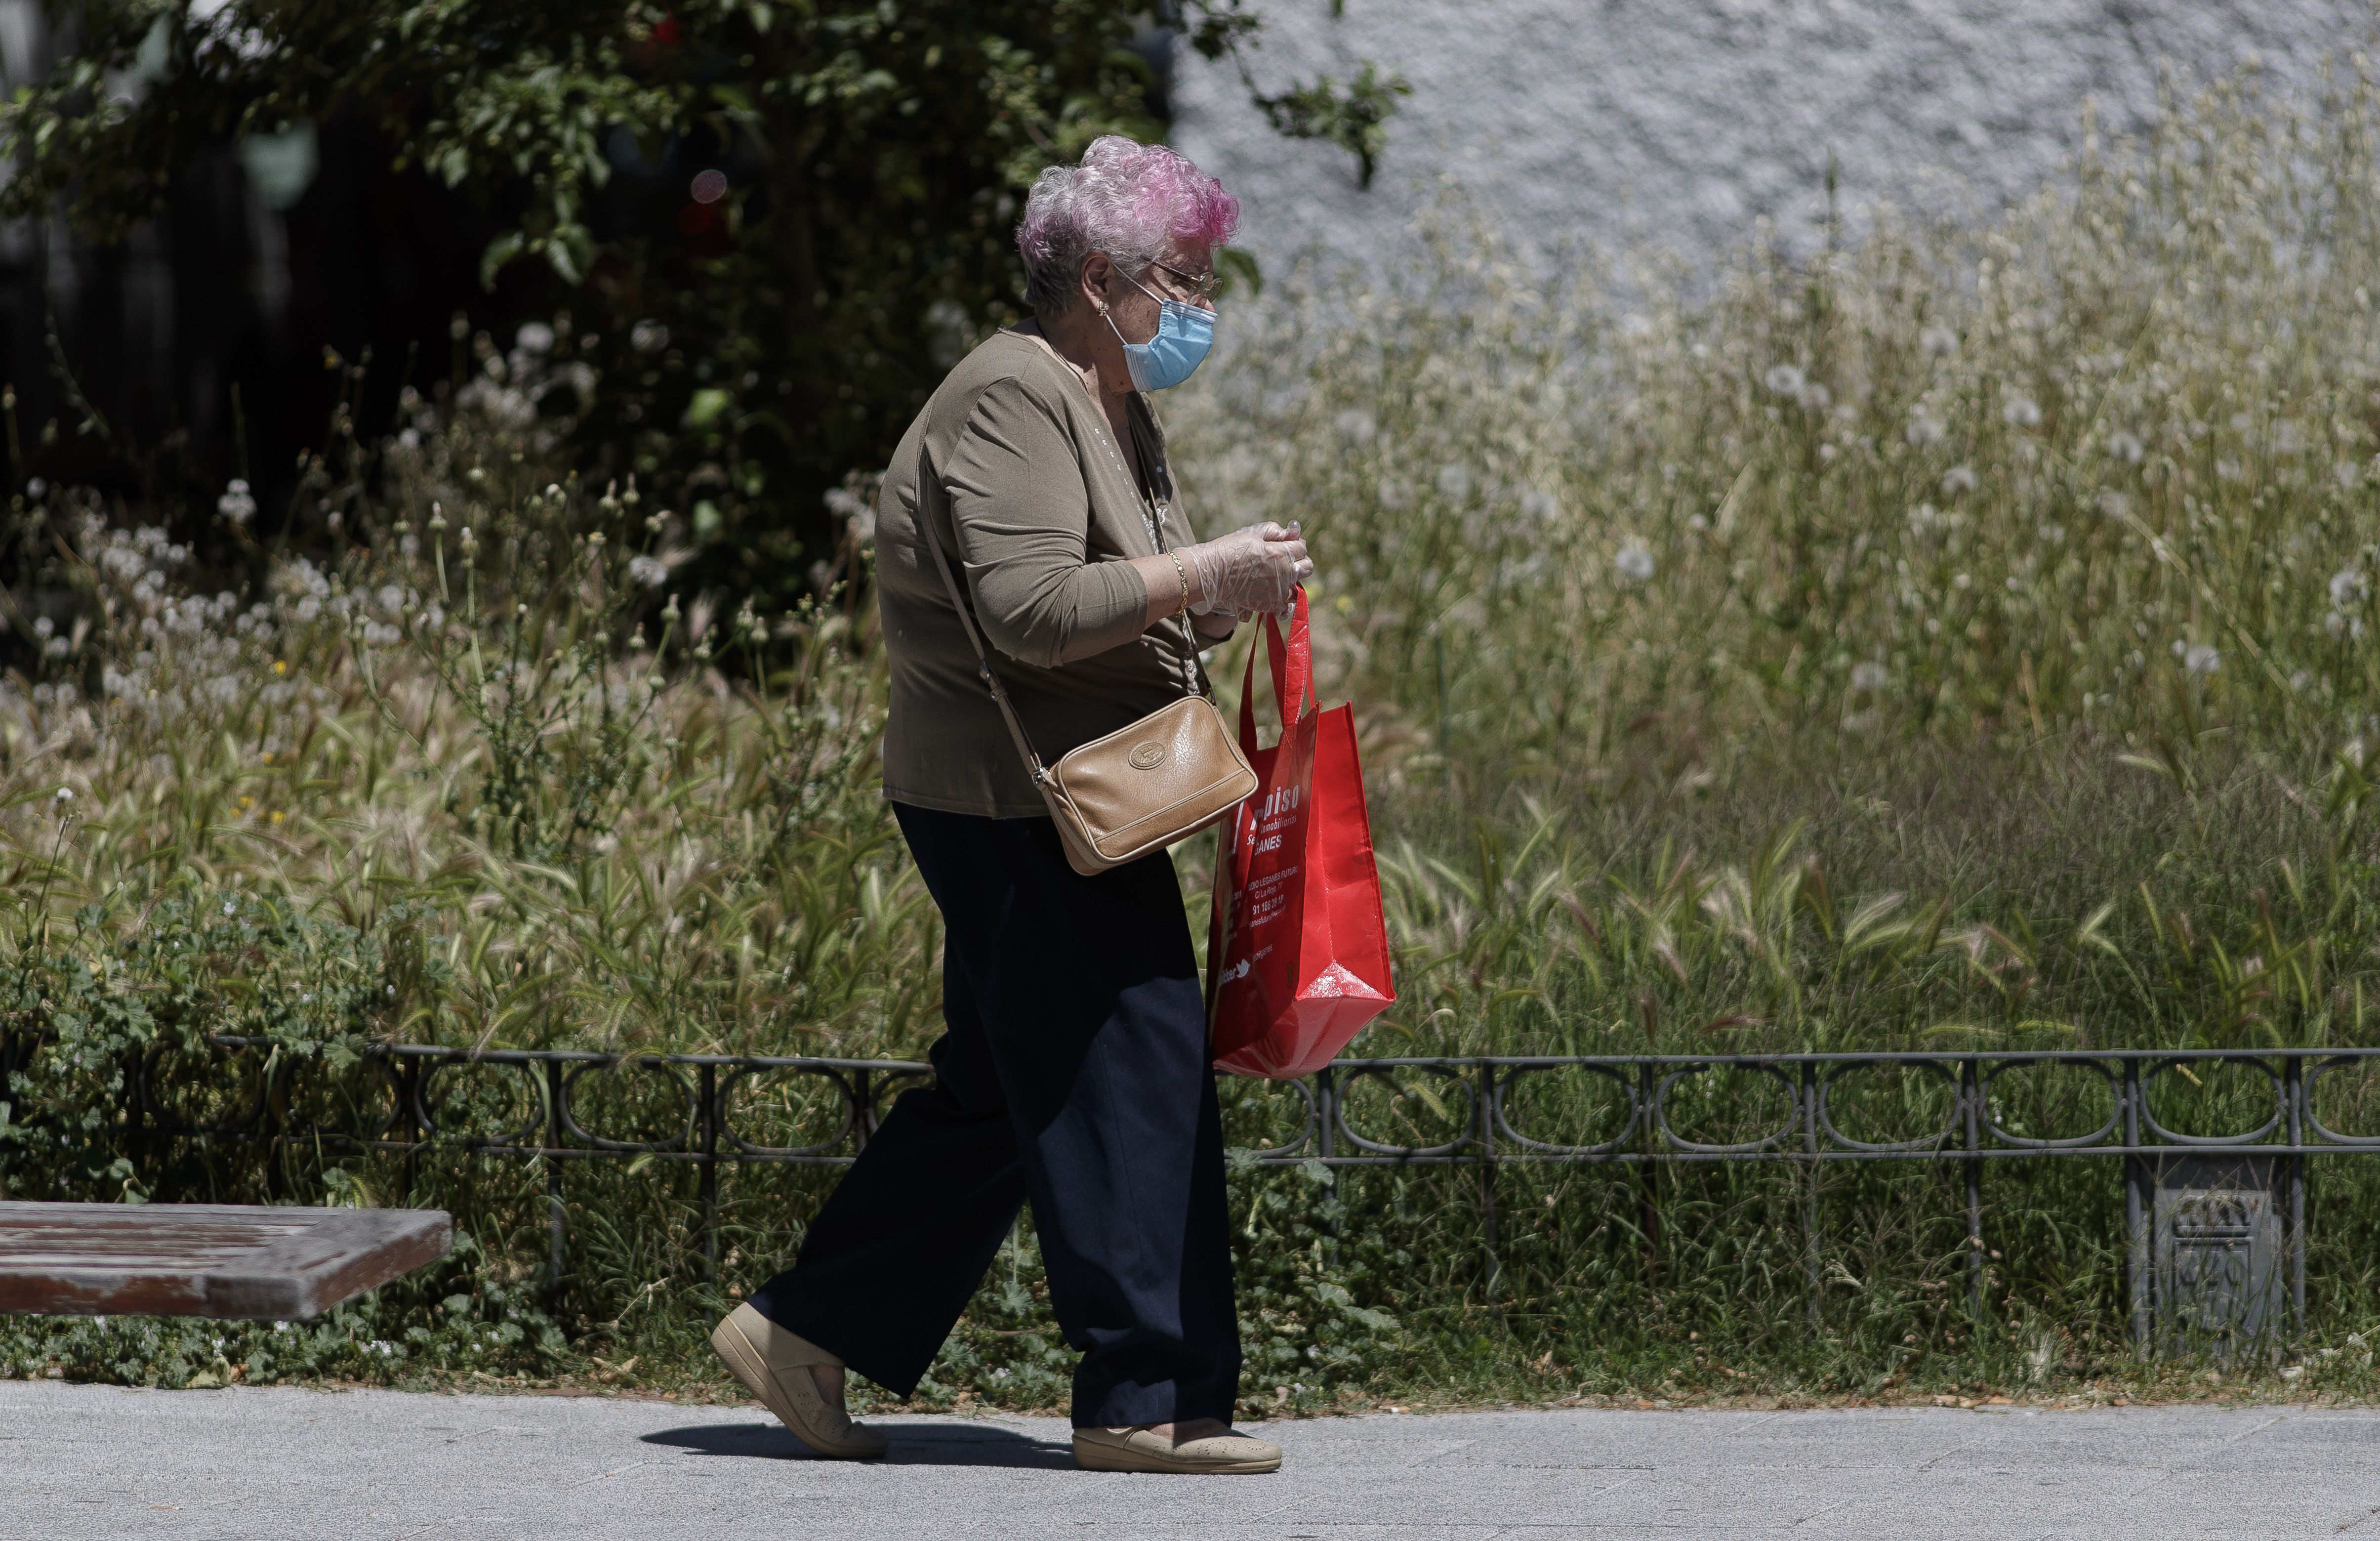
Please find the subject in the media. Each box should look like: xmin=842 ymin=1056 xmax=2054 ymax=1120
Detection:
xmin=0 ymin=1202 xmax=452 ymax=1320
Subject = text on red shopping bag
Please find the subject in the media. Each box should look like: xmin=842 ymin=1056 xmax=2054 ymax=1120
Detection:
xmin=1207 ymin=590 xmax=1393 ymax=1079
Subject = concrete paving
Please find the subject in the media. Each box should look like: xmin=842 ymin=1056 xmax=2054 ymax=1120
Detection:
xmin=4 ymin=1382 xmax=2380 ymax=1540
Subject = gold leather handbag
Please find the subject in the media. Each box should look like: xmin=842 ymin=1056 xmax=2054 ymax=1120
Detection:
xmin=916 ymin=499 xmax=1257 ymax=877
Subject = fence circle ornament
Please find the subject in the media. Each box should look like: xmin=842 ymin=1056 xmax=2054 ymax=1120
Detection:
xmin=2302 ymin=1055 xmax=2380 ymax=1147
xmin=1653 ymin=1061 xmax=1800 ymax=1154
xmin=1332 ymin=1063 xmax=1478 ymax=1157
xmin=719 ymin=1065 xmax=859 ymax=1158
xmin=1976 ymin=1056 xmax=2125 ymax=1149
xmin=2135 ymin=1055 xmax=2286 ymax=1147
xmin=1812 ymin=1058 xmax=1961 ymax=1152
xmin=868 ymin=1066 xmax=935 ymax=1120
xmin=558 ymin=1056 xmax=698 ymax=1153
xmin=414 ymin=1058 xmax=547 ymax=1148
xmin=1490 ymin=1061 xmax=1641 ymax=1155
xmin=1242 ymin=1075 xmax=1320 ymax=1160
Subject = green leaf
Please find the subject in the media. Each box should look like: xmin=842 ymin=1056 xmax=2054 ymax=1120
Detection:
xmin=683 ymin=389 xmax=733 ymax=431
xmin=1215 ymin=247 xmax=1264 ymax=300
xmin=477 ymin=231 xmax=526 ymax=291
xmin=1252 ymin=62 xmax=1411 ymax=188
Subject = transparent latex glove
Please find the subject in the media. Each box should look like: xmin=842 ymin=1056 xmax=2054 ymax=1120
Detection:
xmin=1184 ymin=520 xmax=1312 ymax=619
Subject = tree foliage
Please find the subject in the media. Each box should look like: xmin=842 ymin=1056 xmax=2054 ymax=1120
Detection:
xmin=0 ymin=0 xmax=1404 ymax=599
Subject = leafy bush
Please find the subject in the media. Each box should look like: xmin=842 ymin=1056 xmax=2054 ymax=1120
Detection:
xmin=0 ymin=0 xmax=1404 ymax=598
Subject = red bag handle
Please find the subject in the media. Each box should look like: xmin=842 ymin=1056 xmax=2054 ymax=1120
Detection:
xmin=1236 ymin=586 xmax=1313 ymax=752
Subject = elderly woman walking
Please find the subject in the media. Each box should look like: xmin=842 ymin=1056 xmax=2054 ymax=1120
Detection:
xmin=709 ymin=137 xmax=1309 ymax=1474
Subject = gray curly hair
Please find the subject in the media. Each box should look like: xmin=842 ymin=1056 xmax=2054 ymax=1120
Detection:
xmin=1015 ymin=135 xmax=1240 ymax=315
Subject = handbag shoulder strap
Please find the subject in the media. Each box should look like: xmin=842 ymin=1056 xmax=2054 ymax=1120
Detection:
xmin=909 ymin=447 xmax=1052 ymax=785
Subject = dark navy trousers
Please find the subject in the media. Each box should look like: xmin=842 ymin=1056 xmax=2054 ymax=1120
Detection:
xmin=746 ymin=802 xmax=1241 ymax=1428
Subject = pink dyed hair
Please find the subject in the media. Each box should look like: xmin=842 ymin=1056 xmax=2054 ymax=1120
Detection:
xmin=1016 ymin=135 xmax=1239 ymax=314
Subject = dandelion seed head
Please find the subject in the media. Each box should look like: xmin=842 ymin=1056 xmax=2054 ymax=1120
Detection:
xmin=2109 ymin=431 xmax=2145 ymax=464
xmin=2185 ymin=643 xmax=2220 ymax=675
xmin=514 ymin=322 xmax=555 ymax=355
xmin=630 ymin=320 xmax=669 ymax=354
xmin=1941 ymin=465 xmax=1977 ymax=497
xmin=2097 ymin=491 xmax=2131 ymax=520
xmin=2338 ymin=461 xmax=2363 ymax=491
xmin=1519 ymin=490 xmax=1560 ymax=521
xmin=1850 ymin=661 xmax=1889 ymax=692
xmin=216 ymin=478 xmax=256 ymax=526
xmin=1614 ymin=543 xmax=1655 ymax=582
xmin=628 ymin=554 xmax=670 ymax=589
xmin=1764 ymin=363 xmax=1806 ymax=397
xmin=2331 ymin=568 xmax=2366 ymax=607
xmin=1334 ymin=409 xmax=1377 ymax=446
xmin=2002 ymin=395 xmax=2042 ymax=428
xmin=1436 ymin=463 xmax=1473 ymax=500
xmin=1920 ymin=325 xmax=1960 ymax=357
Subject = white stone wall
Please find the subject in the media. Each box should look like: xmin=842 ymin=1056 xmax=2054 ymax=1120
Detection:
xmin=1168 ymin=0 xmax=2376 ymax=269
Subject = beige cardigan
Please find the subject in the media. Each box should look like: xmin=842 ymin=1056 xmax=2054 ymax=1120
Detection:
xmin=875 ymin=325 xmax=1209 ymax=818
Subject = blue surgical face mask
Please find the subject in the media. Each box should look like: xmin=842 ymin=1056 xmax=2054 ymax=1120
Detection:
xmin=1105 ymin=269 xmax=1214 ymax=391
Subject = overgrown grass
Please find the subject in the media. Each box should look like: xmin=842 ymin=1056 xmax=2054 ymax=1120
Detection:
xmin=12 ymin=67 xmax=2380 ymax=1414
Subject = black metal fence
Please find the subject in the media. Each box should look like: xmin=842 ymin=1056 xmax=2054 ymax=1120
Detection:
xmin=23 ymin=1036 xmax=2380 ymax=1354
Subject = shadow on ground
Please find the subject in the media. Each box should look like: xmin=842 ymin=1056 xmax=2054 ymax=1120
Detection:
xmin=641 ymin=1418 xmax=1076 ymax=1469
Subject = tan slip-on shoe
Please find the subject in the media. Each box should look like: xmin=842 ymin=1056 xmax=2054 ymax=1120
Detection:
xmin=1072 ymin=1424 xmax=1282 ymax=1474
xmin=709 ymin=1302 xmax=888 ymax=1459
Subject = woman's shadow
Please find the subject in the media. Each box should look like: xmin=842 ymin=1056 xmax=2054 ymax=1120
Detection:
xmin=641 ymin=1417 xmax=1076 ymax=1469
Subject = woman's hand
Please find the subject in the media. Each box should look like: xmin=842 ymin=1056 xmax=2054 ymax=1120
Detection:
xmin=1184 ymin=521 xmax=1311 ymax=619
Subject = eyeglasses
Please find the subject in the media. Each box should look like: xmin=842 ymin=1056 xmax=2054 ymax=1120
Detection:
xmin=1145 ymin=260 xmax=1221 ymax=302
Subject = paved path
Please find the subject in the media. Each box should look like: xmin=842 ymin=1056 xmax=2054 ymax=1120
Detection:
xmin=5 ymin=1381 xmax=2380 ymax=1539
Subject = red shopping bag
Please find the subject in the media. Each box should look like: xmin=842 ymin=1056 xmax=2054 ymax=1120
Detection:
xmin=1206 ymin=588 xmax=1395 ymax=1079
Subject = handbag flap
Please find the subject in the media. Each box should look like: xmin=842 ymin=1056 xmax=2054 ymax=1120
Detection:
xmin=1050 ymin=695 xmax=1257 ymax=858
